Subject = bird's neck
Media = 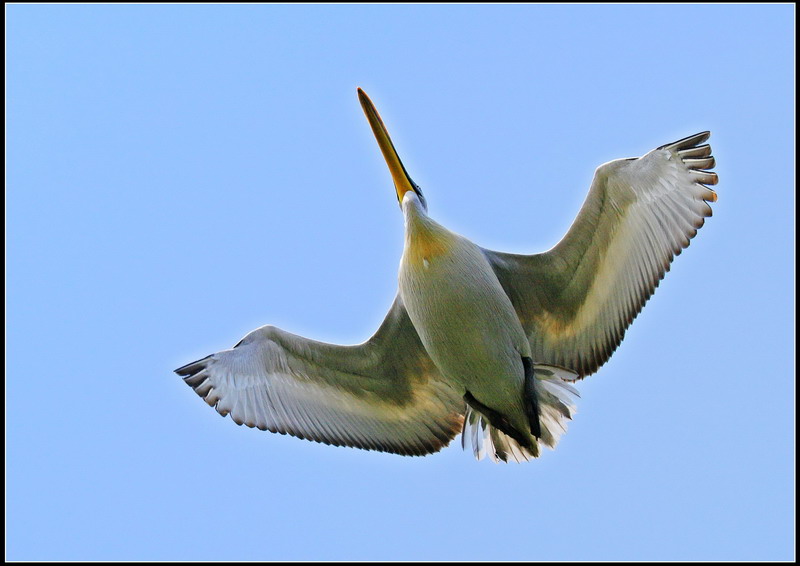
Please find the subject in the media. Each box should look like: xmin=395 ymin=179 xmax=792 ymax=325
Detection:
xmin=403 ymin=198 xmax=455 ymax=267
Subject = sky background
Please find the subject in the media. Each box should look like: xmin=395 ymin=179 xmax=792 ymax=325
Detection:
xmin=7 ymin=4 xmax=794 ymax=561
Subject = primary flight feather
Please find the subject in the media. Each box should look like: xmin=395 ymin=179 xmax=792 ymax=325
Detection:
xmin=176 ymin=88 xmax=718 ymax=463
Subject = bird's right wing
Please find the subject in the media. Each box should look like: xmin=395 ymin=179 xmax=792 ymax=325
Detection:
xmin=484 ymin=132 xmax=718 ymax=378
xmin=175 ymin=296 xmax=465 ymax=456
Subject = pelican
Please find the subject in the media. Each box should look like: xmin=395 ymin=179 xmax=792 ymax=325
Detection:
xmin=176 ymin=88 xmax=718 ymax=463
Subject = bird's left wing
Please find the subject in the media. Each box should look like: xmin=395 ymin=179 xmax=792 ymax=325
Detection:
xmin=483 ymin=132 xmax=718 ymax=378
xmin=176 ymin=296 xmax=465 ymax=456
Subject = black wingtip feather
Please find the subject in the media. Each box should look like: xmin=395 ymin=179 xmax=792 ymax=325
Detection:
xmin=174 ymin=354 xmax=212 ymax=377
xmin=658 ymin=131 xmax=711 ymax=151
xmin=678 ymin=144 xmax=712 ymax=159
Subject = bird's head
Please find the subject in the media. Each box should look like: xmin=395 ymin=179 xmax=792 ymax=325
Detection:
xmin=358 ymin=88 xmax=428 ymax=213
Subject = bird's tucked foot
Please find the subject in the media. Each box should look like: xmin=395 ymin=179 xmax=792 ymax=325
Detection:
xmin=463 ymin=391 xmax=531 ymax=449
xmin=522 ymin=356 xmax=542 ymax=439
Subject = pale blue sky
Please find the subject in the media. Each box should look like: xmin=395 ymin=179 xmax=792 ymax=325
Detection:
xmin=7 ymin=4 xmax=794 ymax=561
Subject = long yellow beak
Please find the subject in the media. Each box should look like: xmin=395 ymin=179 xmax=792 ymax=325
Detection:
xmin=358 ymin=88 xmax=417 ymax=205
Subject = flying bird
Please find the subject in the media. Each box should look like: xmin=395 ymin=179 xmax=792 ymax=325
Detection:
xmin=176 ymin=88 xmax=718 ymax=463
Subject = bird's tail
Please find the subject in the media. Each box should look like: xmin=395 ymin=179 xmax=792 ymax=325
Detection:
xmin=461 ymin=364 xmax=580 ymax=463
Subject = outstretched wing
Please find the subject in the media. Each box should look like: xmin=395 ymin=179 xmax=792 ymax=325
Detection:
xmin=484 ymin=132 xmax=719 ymax=378
xmin=175 ymin=296 xmax=465 ymax=456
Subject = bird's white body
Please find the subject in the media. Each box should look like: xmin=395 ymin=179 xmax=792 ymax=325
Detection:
xmin=398 ymin=193 xmax=531 ymax=437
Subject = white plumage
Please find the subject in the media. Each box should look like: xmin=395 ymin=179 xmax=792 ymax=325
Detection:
xmin=176 ymin=88 xmax=718 ymax=463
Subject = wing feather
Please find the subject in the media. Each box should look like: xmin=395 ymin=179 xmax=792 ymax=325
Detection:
xmin=176 ymin=296 xmax=465 ymax=456
xmin=484 ymin=132 xmax=718 ymax=378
